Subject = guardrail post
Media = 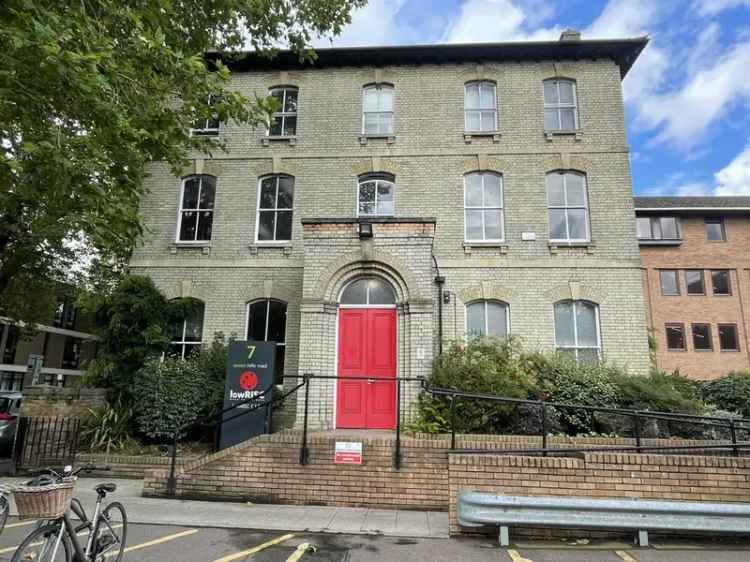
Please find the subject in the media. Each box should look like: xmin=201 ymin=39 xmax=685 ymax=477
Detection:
xmin=634 ymin=412 xmax=642 ymax=454
xmin=167 ymin=431 xmax=178 ymax=496
xmin=541 ymin=403 xmax=548 ymax=457
xmin=450 ymin=394 xmax=457 ymax=450
xmin=299 ymin=374 xmax=310 ymax=466
xmin=730 ymin=419 xmax=738 ymax=457
xmin=393 ymin=378 xmax=402 ymax=470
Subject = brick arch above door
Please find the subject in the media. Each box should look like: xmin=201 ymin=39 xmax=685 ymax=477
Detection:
xmin=313 ymin=249 xmax=426 ymax=304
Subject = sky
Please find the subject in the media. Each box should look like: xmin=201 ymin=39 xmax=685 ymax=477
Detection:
xmin=314 ymin=0 xmax=750 ymax=197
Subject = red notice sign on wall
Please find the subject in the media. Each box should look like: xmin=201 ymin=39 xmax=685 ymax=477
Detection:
xmin=335 ymin=441 xmax=363 ymax=465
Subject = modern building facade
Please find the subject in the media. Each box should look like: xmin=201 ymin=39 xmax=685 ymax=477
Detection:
xmin=130 ymin=34 xmax=652 ymax=429
xmin=0 ymin=296 xmax=98 ymax=391
xmin=636 ymin=196 xmax=750 ymax=379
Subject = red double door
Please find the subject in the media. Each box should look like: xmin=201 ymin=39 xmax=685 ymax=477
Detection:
xmin=336 ymin=308 xmax=397 ymax=429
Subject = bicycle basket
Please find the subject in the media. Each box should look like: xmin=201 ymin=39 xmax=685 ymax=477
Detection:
xmin=12 ymin=479 xmax=75 ymax=520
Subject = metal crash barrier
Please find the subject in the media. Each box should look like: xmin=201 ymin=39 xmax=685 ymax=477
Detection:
xmin=458 ymin=492 xmax=750 ymax=547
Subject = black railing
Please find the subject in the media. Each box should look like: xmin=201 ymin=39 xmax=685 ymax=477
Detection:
xmin=11 ymin=417 xmax=80 ymax=473
xmin=424 ymin=385 xmax=750 ymax=457
xmin=283 ymin=374 xmax=424 ymax=471
xmin=164 ymin=375 xmax=750 ymax=496
xmin=166 ymin=377 xmax=306 ymax=495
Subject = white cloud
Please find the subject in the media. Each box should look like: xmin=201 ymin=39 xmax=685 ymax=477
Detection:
xmin=694 ymin=0 xmax=750 ymax=16
xmin=640 ymin=145 xmax=750 ymax=196
xmin=636 ymin=40 xmax=750 ymax=148
xmin=444 ymin=0 xmax=561 ymax=43
xmin=582 ymin=0 xmax=668 ymax=105
xmin=715 ymin=144 xmax=750 ymax=195
xmin=313 ymin=0 xmax=413 ymax=47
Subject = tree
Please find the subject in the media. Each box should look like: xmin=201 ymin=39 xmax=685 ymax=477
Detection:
xmin=0 ymin=0 xmax=363 ymax=322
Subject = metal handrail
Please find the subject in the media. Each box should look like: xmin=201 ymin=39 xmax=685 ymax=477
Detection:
xmin=421 ymin=383 xmax=750 ymax=457
xmin=164 ymin=373 xmax=750 ymax=497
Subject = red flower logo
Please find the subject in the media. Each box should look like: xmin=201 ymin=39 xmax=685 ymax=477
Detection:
xmin=239 ymin=371 xmax=258 ymax=391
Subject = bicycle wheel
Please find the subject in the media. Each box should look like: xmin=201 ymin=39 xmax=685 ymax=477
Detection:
xmin=0 ymin=495 xmax=8 ymax=535
xmin=93 ymin=501 xmax=127 ymax=562
xmin=11 ymin=523 xmax=72 ymax=562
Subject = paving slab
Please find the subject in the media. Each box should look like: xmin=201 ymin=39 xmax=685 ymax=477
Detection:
xmin=0 ymin=477 xmax=449 ymax=538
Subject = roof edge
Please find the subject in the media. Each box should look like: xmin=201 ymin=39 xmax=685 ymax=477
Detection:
xmin=209 ymin=37 xmax=649 ymax=79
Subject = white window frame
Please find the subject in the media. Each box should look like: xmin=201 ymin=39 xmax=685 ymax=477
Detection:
xmin=546 ymin=171 xmax=590 ymax=243
xmin=357 ymin=176 xmax=396 ymax=217
xmin=176 ymin=175 xmax=215 ymax=244
xmin=464 ymin=172 xmax=504 ymax=242
xmin=464 ymin=81 xmax=498 ymax=132
xmin=338 ymin=277 xmax=397 ymax=309
xmin=543 ymin=79 xmax=579 ymax=131
xmin=254 ymin=175 xmax=295 ymax=244
xmin=169 ymin=303 xmax=204 ymax=360
xmin=189 ymin=93 xmax=220 ymax=136
xmin=638 ymin=216 xmax=682 ymax=241
xmin=465 ymin=300 xmax=510 ymax=338
xmin=267 ymin=86 xmax=298 ymax=137
xmin=553 ymin=300 xmax=602 ymax=364
xmin=361 ymin=84 xmax=394 ymax=135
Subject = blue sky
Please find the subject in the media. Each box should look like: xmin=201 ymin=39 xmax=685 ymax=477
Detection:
xmin=315 ymin=0 xmax=750 ymax=196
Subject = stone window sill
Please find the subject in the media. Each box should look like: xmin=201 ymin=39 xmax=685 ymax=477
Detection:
xmin=249 ymin=243 xmax=293 ymax=256
xmin=171 ymin=242 xmax=211 ymax=255
xmin=544 ymin=129 xmax=583 ymax=142
xmin=638 ymin=239 xmax=682 ymax=246
xmin=359 ymin=134 xmax=396 ymax=146
xmin=463 ymin=242 xmax=508 ymax=255
xmin=548 ymin=241 xmax=595 ymax=255
xmin=463 ymin=131 xmax=501 ymax=144
xmin=261 ymin=135 xmax=297 ymax=146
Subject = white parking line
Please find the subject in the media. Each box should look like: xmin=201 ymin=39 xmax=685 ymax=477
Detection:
xmin=106 ymin=528 xmax=198 ymax=558
xmin=507 ymin=549 xmax=535 ymax=562
xmin=615 ymin=551 xmax=639 ymax=562
xmin=286 ymin=542 xmax=312 ymax=562
xmin=212 ymin=533 xmax=295 ymax=562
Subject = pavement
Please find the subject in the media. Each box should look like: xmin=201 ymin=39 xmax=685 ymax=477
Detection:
xmin=1 ymin=477 xmax=448 ymax=538
xmin=3 ymin=477 xmax=750 ymax=561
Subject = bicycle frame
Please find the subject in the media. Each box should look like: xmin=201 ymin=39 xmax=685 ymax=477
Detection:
xmin=48 ymin=492 xmax=108 ymax=562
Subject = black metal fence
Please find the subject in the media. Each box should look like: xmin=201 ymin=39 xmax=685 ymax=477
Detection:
xmin=11 ymin=417 xmax=80 ymax=473
xmin=427 ymin=386 xmax=750 ymax=457
xmin=164 ymin=375 xmax=750 ymax=496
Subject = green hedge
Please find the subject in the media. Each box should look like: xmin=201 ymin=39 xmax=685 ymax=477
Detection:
xmin=409 ymin=337 xmax=744 ymax=439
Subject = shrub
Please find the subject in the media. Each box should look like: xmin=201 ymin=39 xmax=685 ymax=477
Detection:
xmin=610 ymin=371 xmax=706 ymax=438
xmin=534 ymin=354 xmax=623 ymax=434
xmin=80 ymin=401 xmax=135 ymax=453
xmin=132 ymin=354 xmax=222 ymax=442
xmin=82 ymin=275 xmax=172 ymax=401
xmin=702 ymin=371 xmax=750 ymax=418
xmin=408 ymin=337 xmax=535 ymax=435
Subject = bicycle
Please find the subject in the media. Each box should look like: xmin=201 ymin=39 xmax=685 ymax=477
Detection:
xmin=0 ymin=486 xmax=8 ymax=536
xmin=11 ymin=464 xmax=127 ymax=562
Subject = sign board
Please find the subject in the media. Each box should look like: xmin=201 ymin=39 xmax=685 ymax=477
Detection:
xmin=27 ymin=354 xmax=44 ymax=385
xmin=219 ymin=341 xmax=276 ymax=450
xmin=334 ymin=441 xmax=363 ymax=465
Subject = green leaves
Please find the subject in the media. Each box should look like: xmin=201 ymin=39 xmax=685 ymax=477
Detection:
xmin=0 ymin=0 xmax=363 ymax=322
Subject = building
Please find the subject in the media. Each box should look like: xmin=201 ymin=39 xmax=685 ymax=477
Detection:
xmin=0 ymin=295 xmax=98 ymax=391
xmin=636 ymin=196 xmax=750 ymax=379
xmin=129 ymin=33 xmax=652 ymax=430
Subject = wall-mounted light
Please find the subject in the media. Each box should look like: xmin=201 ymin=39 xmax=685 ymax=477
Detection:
xmin=358 ymin=222 xmax=373 ymax=239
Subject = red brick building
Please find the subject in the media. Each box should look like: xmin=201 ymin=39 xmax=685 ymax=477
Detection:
xmin=636 ymin=196 xmax=750 ymax=379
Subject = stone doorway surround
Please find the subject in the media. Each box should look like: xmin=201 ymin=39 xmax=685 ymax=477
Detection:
xmin=295 ymin=217 xmax=436 ymax=430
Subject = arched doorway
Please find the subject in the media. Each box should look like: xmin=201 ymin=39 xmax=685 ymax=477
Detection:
xmin=336 ymin=277 xmax=397 ymax=429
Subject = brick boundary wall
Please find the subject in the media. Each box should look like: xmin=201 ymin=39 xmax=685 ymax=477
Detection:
xmin=142 ymin=431 xmax=750 ymax=526
xmin=144 ymin=432 xmax=450 ymax=509
xmin=448 ymin=452 xmax=750 ymax=536
xmin=77 ymin=453 xmax=200 ymax=480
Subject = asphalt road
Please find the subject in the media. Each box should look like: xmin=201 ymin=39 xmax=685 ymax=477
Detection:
xmin=2 ymin=518 xmax=750 ymax=562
